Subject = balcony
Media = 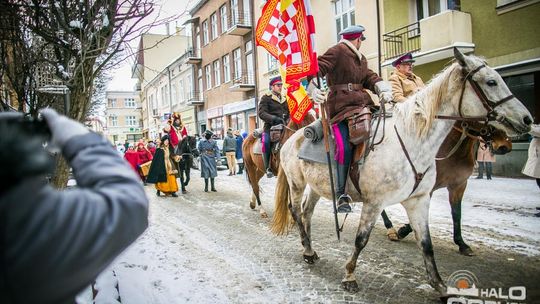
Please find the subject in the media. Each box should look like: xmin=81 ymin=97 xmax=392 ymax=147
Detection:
xmin=186 ymin=48 xmax=202 ymax=64
xmin=382 ymin=10 xmax=474 ymax=67
xmin=229 ymin=71 xmax=255 ymax=91
xmin=227 ymin=10 xmax=252 ymax=36
xmin=186 ymin=91 xmax=204 ymax=106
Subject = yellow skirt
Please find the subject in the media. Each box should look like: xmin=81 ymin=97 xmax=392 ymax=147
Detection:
xmin=155 ymin=174 xmax=178 ymax=193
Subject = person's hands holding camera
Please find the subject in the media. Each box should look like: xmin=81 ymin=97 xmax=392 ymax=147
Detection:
xmin=40 ymin=108 xmax=89 ymax=149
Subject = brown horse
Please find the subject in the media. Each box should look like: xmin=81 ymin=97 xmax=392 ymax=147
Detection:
xmin=242 ymin=114 xmax=315 ymax=217
xmin=381 ymin=122 xmax=512 ymax=255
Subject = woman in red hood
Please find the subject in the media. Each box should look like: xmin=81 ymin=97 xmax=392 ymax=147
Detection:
xmin=123 ymin=144 xmax=140 ymax=174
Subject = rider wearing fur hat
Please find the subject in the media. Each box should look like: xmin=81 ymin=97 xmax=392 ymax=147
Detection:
xmin=258 ymin=76 xmax=290 ymax=178
xmin=309 ymin=25 xmax=394 ymax=213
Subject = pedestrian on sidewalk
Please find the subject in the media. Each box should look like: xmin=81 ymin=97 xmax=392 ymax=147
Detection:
xmin=235 ymin=130 xmax=244 ymax=174
xmin=0 ymin=109 xmax=148 ymax=304
xmin=476 ymin=138 xmax=495 ymax=180
xmin=124 ymin=143 xmax=140 ymax=175
xmin=198 ymin=129 xmax=220 ymax=192
xmin=522 ymin=123 xmax=540 ymax=190
xmin=223 ymin=128 xmax=237 ymax=176
xmin=146 ymin=135 xmax=179 ymax=197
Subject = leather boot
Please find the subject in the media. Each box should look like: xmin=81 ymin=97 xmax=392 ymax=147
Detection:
xmin=204 ymin=178 xmax=208 ymax=192
xmin=336 ymin=164 xmax=352 ymax=213
xmin=210 ymin=178 xmax=217 ymax=192
xmin=263 ymin=151 xmax=273 ymax=178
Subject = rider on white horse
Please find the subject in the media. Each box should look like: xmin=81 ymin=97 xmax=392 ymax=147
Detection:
xmin=310 ymin=25 xmax=393 ymax=213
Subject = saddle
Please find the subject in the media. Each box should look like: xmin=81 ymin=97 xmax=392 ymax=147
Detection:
xmin=299 ymin=119 xmax=367 ymax=195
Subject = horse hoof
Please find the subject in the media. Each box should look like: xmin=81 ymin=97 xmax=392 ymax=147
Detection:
xmin=341 ymin=280 xmax=359 ymax=293
xmin=387 ymin=228 xmax=399 ymax=241
xmin=459 ymin=246 xmax=474 ymax=256
xmin=249 ymin=201 xmax=256 ymax=209
xmin=303 ymin=252 xmax=319 ymax=264
xmin=398 ymin=225 xmax=413 ymax=239
xmin=260 ymin=212 xmax=268 ymax=218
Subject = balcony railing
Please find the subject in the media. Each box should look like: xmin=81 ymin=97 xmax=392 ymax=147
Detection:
xmin=383 ymin=22 xmax=420 ymax=61
xmin=230 ymin=71 xmax=255 ymax=91
xmin=187 ymin=91 xmax=204 ymax=106
xmin=186 ymin=47 xmax=202 ymax=64
xmin=227 ymin=10 xmax=252 ymax=36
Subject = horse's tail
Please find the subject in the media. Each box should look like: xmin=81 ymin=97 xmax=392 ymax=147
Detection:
xmin=242 ymin=135 xmax=261 ymax=195
xmin=271 ymin=165 xmax=291 ymax=235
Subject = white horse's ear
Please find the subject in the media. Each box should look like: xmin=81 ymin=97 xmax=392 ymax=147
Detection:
xmin=454 ymin=47 xmax=467 ymax=67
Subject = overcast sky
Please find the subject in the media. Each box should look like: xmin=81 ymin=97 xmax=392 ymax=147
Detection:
xmin=107 ymin=0 xmax=193 ymax=91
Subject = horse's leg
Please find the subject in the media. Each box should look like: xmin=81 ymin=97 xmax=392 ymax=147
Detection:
xmin=184 ymin=163 xmax=190 ymax=186
xmin=381 ymin=210 xmax=399 ymax=241
xmin=402 ymin=195 xmax=448 ymax=298
xmin=287 ymin=181 xmax=313 ymax=264
xmin=300 ymin=189 xmax=320 ymax=264
xmin=342 ymin=202 xmax=382 ymax=292
xmin=179 ymin=164 xmax=186 ymax=193
xmin=448 ymin=183 xmax=473 ymax=256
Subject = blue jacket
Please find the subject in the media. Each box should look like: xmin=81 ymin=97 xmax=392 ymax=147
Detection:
xmin=235 ymin=135 xmax=244 ymax=159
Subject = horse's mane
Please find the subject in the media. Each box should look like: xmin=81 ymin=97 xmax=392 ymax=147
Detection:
xmin=394 ymin=61 xmax=462 ymax=138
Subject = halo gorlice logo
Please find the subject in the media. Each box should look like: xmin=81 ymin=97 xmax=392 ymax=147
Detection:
xmin=446 ymin=270 xmax=527 ymax=304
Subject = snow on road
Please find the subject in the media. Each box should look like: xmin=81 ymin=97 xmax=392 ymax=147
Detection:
xmin=79 ymin=174 xmax=539 ymax=303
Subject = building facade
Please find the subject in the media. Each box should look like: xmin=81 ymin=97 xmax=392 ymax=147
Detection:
xmin=187 ymin=0 xmax=257 ymax=139
xmin=381 ymin=0 xmax=539 ymax=176
xmin=105 ymin=91 xmax=143 ymax=145
xmin=132 ymin=32 xmax=191 ymax=140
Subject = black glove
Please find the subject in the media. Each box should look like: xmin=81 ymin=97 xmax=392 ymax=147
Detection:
xmin=272 ymin=116 xmax=285 ymax=125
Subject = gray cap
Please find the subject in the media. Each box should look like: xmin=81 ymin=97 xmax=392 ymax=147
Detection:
xmin=339 ymin=25 xmax=366 ymax=41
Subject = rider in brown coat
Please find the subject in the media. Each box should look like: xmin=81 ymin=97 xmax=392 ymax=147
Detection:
xmin=310 ymin=25 xmax=393 ymax=213
xmin=258 ymin=76 xmax=290 ymax=177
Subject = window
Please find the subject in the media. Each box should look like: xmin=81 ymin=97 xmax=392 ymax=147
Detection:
xmin=502 ymin=72 xmax=538 ymax=141
xmin=171 ymin=84 xmax=178 ymax=105
xmin=160 ymin=85 xmax=168 ymax=106
xmin=126 ymin=116 xmax=138 ymax=126
xmin=233 ymin=48 xmax=242 ymax=80
xmin=213 ymin=60 xmax=221 ymax=87
xmin=220 ymin=5 xmax=228 ymax=33
xmin=108 ymin=98 xmax=117 ymax=107
xmin=202 ymin=20 xmax=209 ymax=45
xmin=267 ymin=53 xmax=278 ymax=72
xmin=231 ymin=0 xmax=239 ymax=25
xmin=246 ymin=41 xmax=253 ymax=84
xmin=414 ymin=0 xmax=454 ymax=21
xmin=126 ymin=134 xmax=143 ymax=141
xmin=124 ymin=98 xmax=136 ymax=108
xmin=223 ymin=55 xmax=231 ymax=82
xmin=229 ymin=112 xmax=245 ymax=132
xmin=205 ymin=64 xmax=212 ymax=90
xmin=211 ymin=13 xmax=218 ymax=40
xmin=178 ymin=80 xmax=185 ymax=102
xmin=198 ymin=68 xmax=203 ymax=93
xmin=334 ymin=0 xmax=355 ymax=42
xmin=110 ymin=115 xmax=118 ymax=127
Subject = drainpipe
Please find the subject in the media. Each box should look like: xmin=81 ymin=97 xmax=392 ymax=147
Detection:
xmin=250 ymin=1 xmax=259 ymax=129
xmin=167 ymin=67 xmax=173 ymax=114
xmin=376 ymin=0 xmax=382 ymax=76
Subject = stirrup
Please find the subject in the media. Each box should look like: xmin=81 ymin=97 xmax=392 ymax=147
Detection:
xmin=336 ymin=194 xmax=352 ymax=213
xmin=266 ymin=168 xmax=274 ymax=178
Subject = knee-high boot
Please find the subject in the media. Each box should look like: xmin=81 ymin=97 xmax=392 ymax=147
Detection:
xmin=204 ymin=178 xmax=209 ymax=192
xmin=210 ymin=178 xmax=217 ymax=192
xmin=486 ymin=162 xmax=493 ymax=180
xmin=336 ymin=164 xmax=352 ymax=213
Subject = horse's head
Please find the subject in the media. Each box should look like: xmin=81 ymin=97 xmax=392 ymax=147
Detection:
xmin=453 ymin=48 xmax=532 ymax=137
xmin=461 ymin=121 xmax=512 ymax=155
xmin=488 ymin=127 xmax=512 ymax=155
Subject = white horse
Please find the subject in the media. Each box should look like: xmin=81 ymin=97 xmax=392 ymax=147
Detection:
xmin=271 ymin=49 xmax=532 ymax=299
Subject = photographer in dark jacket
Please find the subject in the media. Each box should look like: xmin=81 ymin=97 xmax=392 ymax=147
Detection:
xmin=0 ymin=109 xmax=149 ymax=304
xmin=257 ymin=76 xmax=289 ymax=178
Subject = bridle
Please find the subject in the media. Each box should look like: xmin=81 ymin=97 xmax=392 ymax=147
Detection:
xmin=435 ymin=64 xmax=515 ymax=124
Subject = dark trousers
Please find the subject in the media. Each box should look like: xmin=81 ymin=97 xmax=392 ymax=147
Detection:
xmin=477 ymin=162 xmax=492 ymax=178
xmin=263 ymin=131 xmax=272 ymax=171
xmin=335 ymin=121 xmax=352 ymax=197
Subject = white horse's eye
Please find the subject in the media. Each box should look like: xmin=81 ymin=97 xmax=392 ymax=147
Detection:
xmin=487 ymin=80 xmax=497 ymax=86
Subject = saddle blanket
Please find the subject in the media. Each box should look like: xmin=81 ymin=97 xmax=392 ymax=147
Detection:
xmin=298 ymin=119 xmax=335 ymax=164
